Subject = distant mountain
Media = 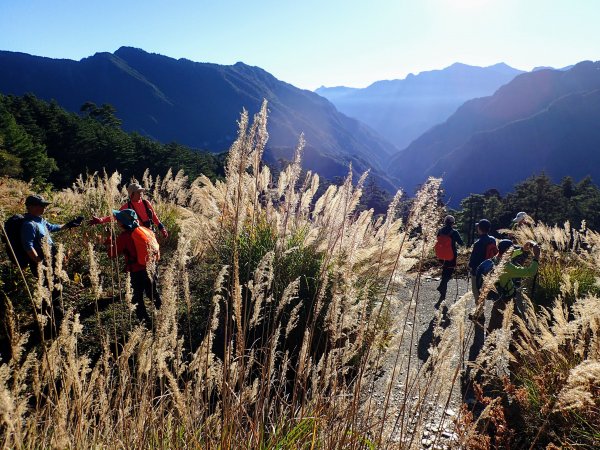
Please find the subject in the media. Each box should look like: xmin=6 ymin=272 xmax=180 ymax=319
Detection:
xmin=387 ymin=61 xmax=600 ymax=203
xmin=316 ymin=63 xmax=524 ymax=150
xmin=0 ymin=47 xmax=398 ymax=189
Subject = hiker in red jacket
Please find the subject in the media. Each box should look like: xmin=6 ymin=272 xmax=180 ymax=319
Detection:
xmin=435 ymin=215 xmax=464 ymax=305
xmin=105 ymin=209 xmax=162 ymax=325
xmin=89 ymin=183 xmax=168 ymax=238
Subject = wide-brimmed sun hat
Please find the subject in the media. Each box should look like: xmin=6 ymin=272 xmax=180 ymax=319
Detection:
xmin=113 ymin=209 xmax=139 ymax=230
xmin=126 ymin=183 xmax=146 ymax=197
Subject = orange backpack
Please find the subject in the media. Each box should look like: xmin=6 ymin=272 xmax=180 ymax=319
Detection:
xmin=131 ymin=226 xmax=160 ymax=266
xmin=434 ymin=233 xmax=454 ymax=261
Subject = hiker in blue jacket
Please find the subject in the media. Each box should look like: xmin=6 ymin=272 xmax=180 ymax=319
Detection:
xmin=19 ymin=194 xmax=82 ymax=334
xmin=468 ymin=219 xmax=498 ymax=301
xmin=436 ymin=215 xmax=464 ymax=304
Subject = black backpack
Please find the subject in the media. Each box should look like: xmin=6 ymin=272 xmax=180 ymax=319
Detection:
xmin=2 ymin=214 xmax=30 ymax=268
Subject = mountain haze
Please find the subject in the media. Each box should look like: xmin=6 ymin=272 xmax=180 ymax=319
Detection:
xmin=316 ymin=63 xmax=524 ymax=150
xmin=388 ymin=61 xmax=600 ymax=202
xmin=0 ymin=47 xmax=399 ymax=189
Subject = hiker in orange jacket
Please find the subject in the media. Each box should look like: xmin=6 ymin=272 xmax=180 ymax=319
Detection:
xmin=89 ymin=183 xmax=168 ymax=238
xmin=105 ymin=209 xmax=162 ymax=325
xmin=436 ymin=215 xmax=464 ymax=304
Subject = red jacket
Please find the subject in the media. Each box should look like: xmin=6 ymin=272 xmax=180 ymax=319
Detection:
xmin=98 ymin=199 xmax=160 ymax=228
xmin=106 ymin=231 xmax=146 ymax=273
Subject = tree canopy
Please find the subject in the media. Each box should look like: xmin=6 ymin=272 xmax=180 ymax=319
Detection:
xmin=0 ymin=94 xmax=224 ymax=187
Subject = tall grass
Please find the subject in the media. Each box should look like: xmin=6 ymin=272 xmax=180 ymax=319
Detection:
xmin=1 ymin=102 xmax=599 ymax=448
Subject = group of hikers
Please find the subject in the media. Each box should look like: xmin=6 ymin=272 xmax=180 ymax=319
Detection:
xmin=433 ymin=212 xmax=540 ymax=402
xmin=3 ymin=184 xmax=540 ymax=355
xmin=2 ymin=183 xmax=168 ymax=333
xmin=435 ymin=212 xmax=540 ymax=324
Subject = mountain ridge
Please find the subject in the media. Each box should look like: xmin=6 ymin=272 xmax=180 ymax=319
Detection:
xmin=316 ymin=62 xmax=524 ymax=150
xmin=387 ymin=60 xmax=600 ymax=203
xmin=0 ymin=46 xmax=399 ymax=190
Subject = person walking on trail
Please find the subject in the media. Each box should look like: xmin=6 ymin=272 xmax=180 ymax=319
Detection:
xmin=487 ymin=239 xmax=541 ymax=334
xmin=10 ymin=195 xmax=82 ymax=332
xmin=89 ymin=183 xmax=168 ymax=238
xmin=468 ymin=219 xmax=498 ymax=301
xmin=435 ymin=215 xmax=464 ymax=305
xmin=105 ymin=209 xmax=162 ymax=325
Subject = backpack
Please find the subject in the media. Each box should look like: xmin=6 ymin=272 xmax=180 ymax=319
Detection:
xmin=435 ymin=232 xmax=454 ymax=261
xmin=131 ymin=226 xmax=160 ymax=266
xmin=128 ymin=199 xmax=155 ymax=230
xmin=475 ymin=258 xmax=511 ymax=301
xmin=2 ymin=215 xmax=30 ymax=268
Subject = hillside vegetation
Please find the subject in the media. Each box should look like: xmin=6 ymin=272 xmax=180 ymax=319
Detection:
xmin=0 ymin=93 xmax=224 ymax=187
xmin=0 ymin=104 xmax=599 ymax=448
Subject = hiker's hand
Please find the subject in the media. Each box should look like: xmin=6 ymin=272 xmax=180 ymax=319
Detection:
xmin=160 ymin=228 xmax=168 ymax=238
xmin=64 ymin=216 xmax=84 ymax=229
xmin=88 ymin=216 xmax=102 ymax=225
xmin=532 ymin=244 xmax=541 ymax=259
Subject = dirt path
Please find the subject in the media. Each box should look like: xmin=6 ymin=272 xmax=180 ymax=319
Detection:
xmin=366 ymin=273 xmax=487 ymax=448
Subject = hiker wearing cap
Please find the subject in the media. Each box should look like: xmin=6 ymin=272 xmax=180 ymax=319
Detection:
xmin=20 ymin=195 xmax=83 ymax=268
xmin=89 ymin=183 xmax=168 ymax=238
xmin=105 ymin=209 xmax=162 ymax=325
xmin=511 ymin=212 xmax=530 ymax=229
xmin=4 ymin=194 xmax=83 ymax=336
xmin=468 ymin=219 xmax=498 ymax=301
xmin=487 ymin=239 xmax=541 ymax=333
xmin=435 ymin=215 xmax=464 ymax=304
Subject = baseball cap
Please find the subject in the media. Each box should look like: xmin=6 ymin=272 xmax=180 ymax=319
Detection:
xmin=113 ymin=209 xmax=139 ymax=230
xmin=127 ymin=183 xmax=146 ymax=197
xmin=25 ymin=194 xmax=52 ymax=207
xmin=512 ymin=212 xmax=527 ymax=223
xmin=444 ymin=215 xmax=456 ymax=225
xmin=475 ymin=219 xmax=491 ymax=232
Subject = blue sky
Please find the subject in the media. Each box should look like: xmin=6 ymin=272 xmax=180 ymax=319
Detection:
xmin=1 ymin=0 xmax=598 ymax=89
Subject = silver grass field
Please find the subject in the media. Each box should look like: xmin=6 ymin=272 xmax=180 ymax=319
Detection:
xmin=1 ymin=102 xmax=599 ymax=449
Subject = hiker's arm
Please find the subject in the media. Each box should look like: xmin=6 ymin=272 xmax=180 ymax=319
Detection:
xmin=453 ymin=230 xmax=464 ymax=247
xmin=147 ymin=201 xmax=168 ymax=237
xmin=89 ymin=215 xmax=114 ymax=225
xmin=506 ymin=260 xmax=539 ymax=279
xmin=46 ymin=222 xmax=63 ymax=233
xmin=21 ymin=222 xmax=41 ymax=263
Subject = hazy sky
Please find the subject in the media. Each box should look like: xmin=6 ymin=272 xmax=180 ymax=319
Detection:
xmin=1 ymin=0 xmax=598 ymax=90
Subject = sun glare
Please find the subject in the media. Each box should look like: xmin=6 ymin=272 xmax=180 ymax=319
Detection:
xmin=441 ymin=0 xmax=494 ymax=9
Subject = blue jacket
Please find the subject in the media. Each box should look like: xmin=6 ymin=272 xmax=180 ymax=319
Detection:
xmin=20 ymin=214 xmax=61 ymax=257
xmin=468 ymin=234 xmax=498 ymax=275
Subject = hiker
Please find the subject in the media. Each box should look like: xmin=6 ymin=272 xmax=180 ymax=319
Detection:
xmin=487 ymin=239 xmax=541 ymax=334
xmin=511 ymin=211 xmax=530 ymax=229
xmin=435 ymin=215 xmax=464 ymax=304
xmin=105 ymin=209 xmax=162 ymax=325
xmin=3 ymin=195 xmax=83 ymax=334
xmin=19 ymin=195 xmax=83 ymax=268
xmin=468 ymin=219 xmax=498 ymax=301
xmin=89 ymin=183 xmax=168 ymax=238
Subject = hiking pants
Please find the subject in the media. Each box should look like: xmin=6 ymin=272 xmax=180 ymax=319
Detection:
xmin=130 ymin=270 xmax=162 ymax=323
xmin=437 ymin=258 xmax=456 ymax=300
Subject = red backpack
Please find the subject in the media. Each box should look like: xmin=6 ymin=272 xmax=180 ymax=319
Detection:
xmin=435 ymin=233 xmax=454 ymax=261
